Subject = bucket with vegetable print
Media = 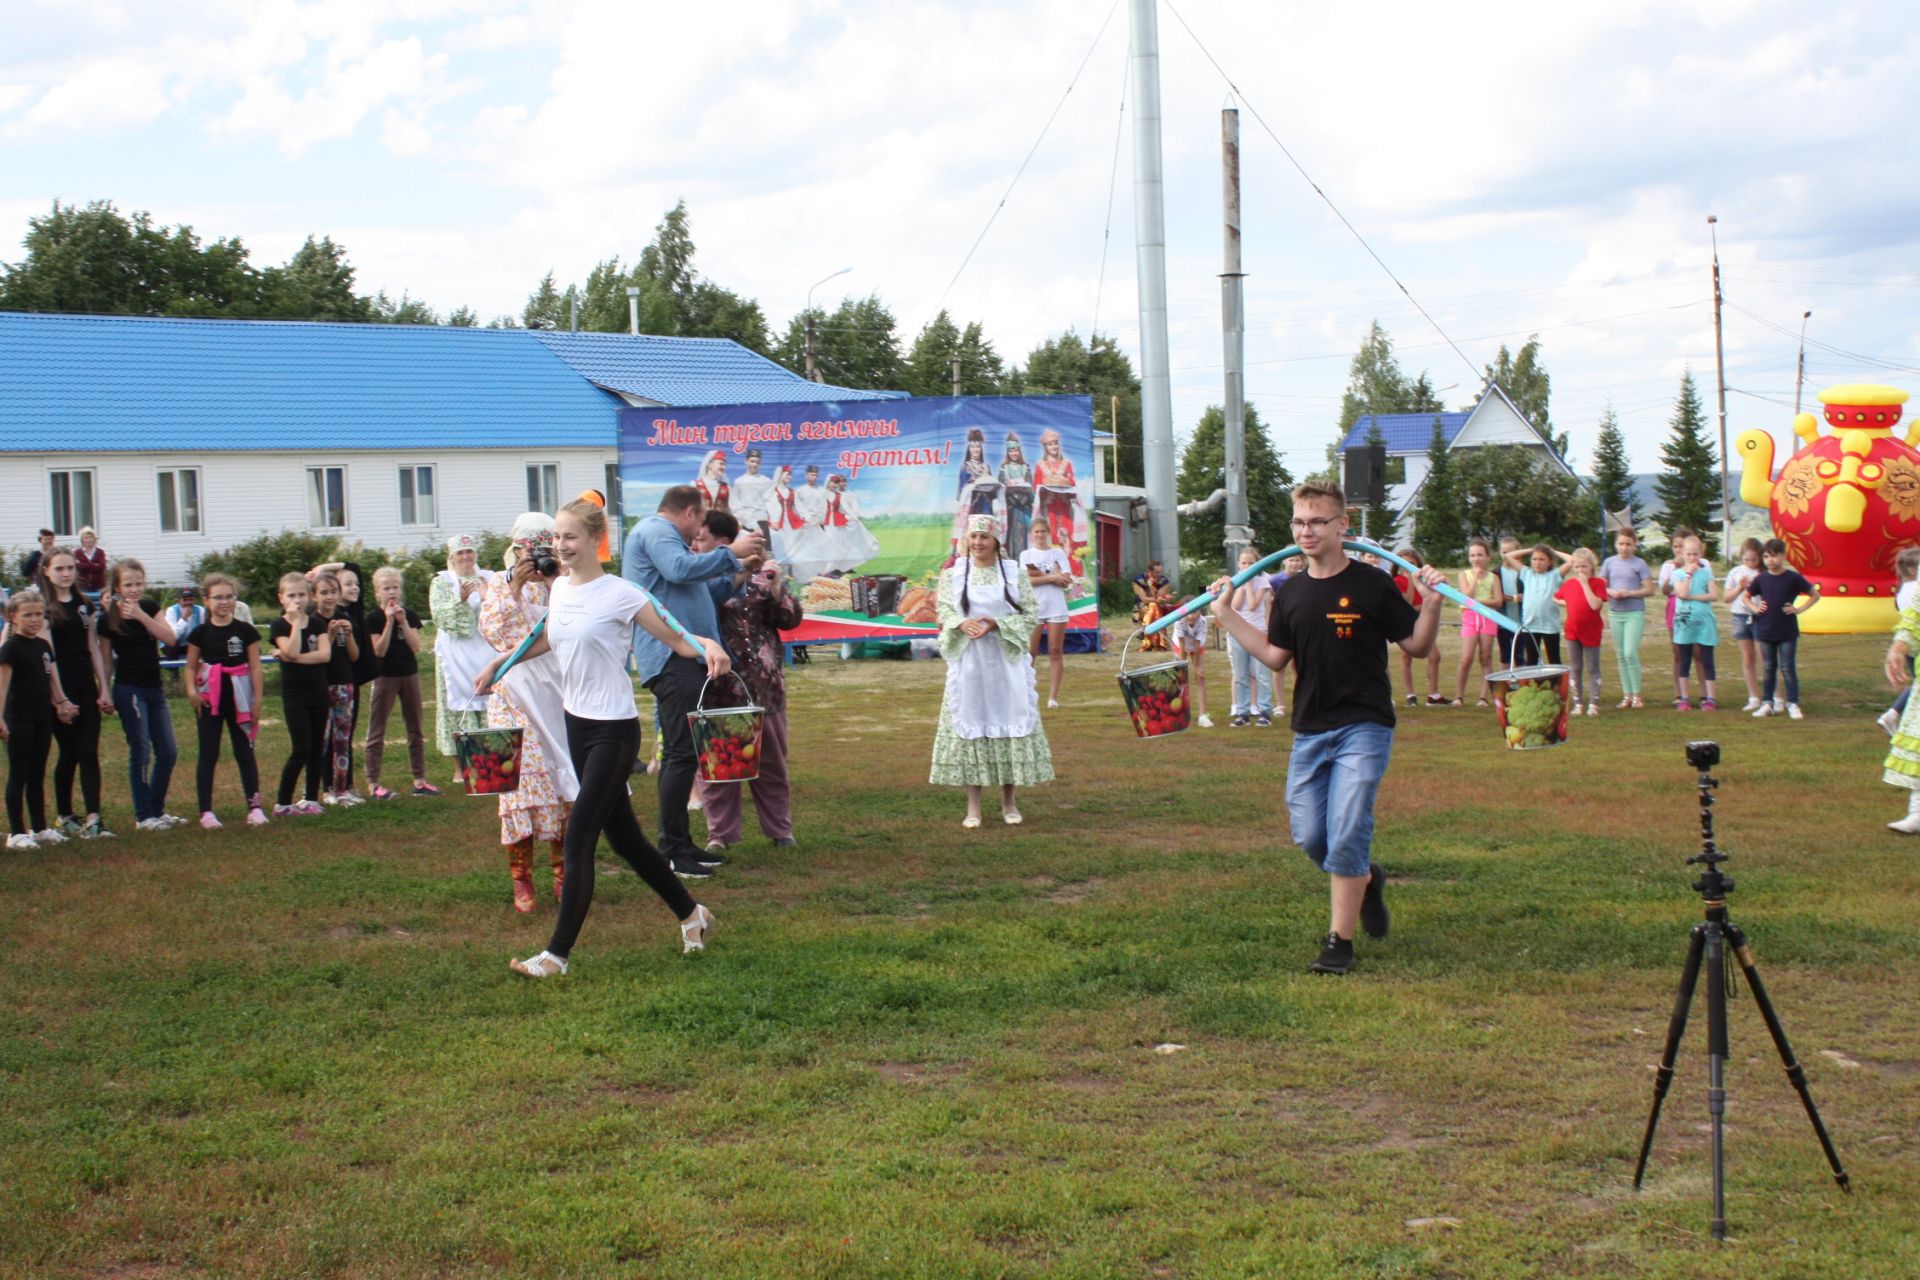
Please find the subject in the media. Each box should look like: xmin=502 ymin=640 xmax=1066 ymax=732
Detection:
xmin=1487 ymin=665 xmax=1573 ymax=750
xmin=687 ymin=674 xmax=765 ymax=782
xmin=1117 ymin=630 xmax=1192 ymax=739
xmin=456 ymin=727 xmax=525 ymax=794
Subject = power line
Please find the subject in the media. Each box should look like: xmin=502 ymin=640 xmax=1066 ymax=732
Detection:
xmin=1090 ymin=30 xmax=1130 ymax=339
xmin=1724 ymin=300 xmax=1920 ymax=375
xmin=926 ymin=0 xmax=1121 ymax=325
xmin=1160 ymin=0 xmax=1483 ymax=384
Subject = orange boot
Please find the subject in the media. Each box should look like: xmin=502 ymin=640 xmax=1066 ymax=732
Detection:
xmin=548 ymin=840 xmax=567 ymax=902
xmin=508 ymin=838 xmax=536 ymax=913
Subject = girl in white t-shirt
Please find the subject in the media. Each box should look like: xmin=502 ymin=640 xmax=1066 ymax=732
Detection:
xmin=1720 ymin=537 xmax=1765 ymax=711
xmin=1020 ymin=521 xmax=1073 ymax=709
xmin=1171 ymin=601 xmax=1214 ymax=729
xmin=1226 ymin=546 xmax=1276 ymax=725
xmin=477 ymin=498 xmax=731 ymax=979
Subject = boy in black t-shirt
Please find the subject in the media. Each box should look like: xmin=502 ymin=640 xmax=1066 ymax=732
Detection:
xmin=1210 ymin=483 xmax=1445 ymax=975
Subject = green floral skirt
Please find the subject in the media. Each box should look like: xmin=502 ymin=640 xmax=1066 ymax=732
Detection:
xmin=929 ymin=697 xmax=1055 ymax=787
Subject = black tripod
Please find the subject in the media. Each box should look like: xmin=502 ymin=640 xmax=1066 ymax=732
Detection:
xmin=1632 ymin=742 xmax=1850 ymax=1239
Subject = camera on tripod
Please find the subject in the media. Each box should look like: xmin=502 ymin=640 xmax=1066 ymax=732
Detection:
xmin=1686 ymin=740 xmax=1720 ymax=771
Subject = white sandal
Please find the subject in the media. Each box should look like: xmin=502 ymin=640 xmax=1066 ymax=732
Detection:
xmin=961 ymin=814 xmax=982 ymax=829
xmin=1002 ymin=809 xmax=1023 ymax=826
xmin=510 ymin=950 xmax=568 ymax=978
xmin=680 ymin=904 xmax=715 ymax=953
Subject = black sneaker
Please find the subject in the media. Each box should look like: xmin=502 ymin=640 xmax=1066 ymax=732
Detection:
xmin=1360 ymin=865 xmax=1390 ymax=939
xmin=1229 ymin=714 xmax=1250 ymax=728
xmin=1309 ymin=931 xmax=1354 ymax=975
xmin=772 ymin=836 xmax=798 ymax=848
xmin=1255 ymin=714 xmax=1273 ymax=727
xmin=671 ymin=858 xmax=713 ymax=880
xmin=697 ymin=842 xmax=730 ymax=867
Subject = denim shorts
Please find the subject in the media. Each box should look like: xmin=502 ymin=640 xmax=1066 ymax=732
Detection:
xmin=1729 ymin=613 xmax=1754 ymax=641
xmin=1285 ymin=721 xmax=1394 ymax=878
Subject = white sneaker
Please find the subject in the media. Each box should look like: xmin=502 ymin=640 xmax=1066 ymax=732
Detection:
xmin=160 ymin=813 xmax=188 ymax=828
xmin=1752 ymin=703 xmax=1773 ymax=718
xmin=1787 ymin=703 xmax=1804 ymax=720
xmin=35 ymin=828 xmax=68 ymax=845
xmin=6 ymin=833 xmax=39 ymax=851
xmin=1198 ymin=714 xmax=1215 ymax=729
xmin=1773 ymin=698 xmax=1786 ymax=713
xmin=1585 ymin=703 xmax=1598 ymax=717
xmin=1047 ymin=698 xmax=1059 ymax=709
xmin=1879 ymin=709 xmax=1902 ymax=736
xmin=1743 ymin=697 xmax=1762 ymax=712
xmin=135 ymin=817 xmax=170 ymax=832
xmin=336 ymin=790 xmax=366 ymax=807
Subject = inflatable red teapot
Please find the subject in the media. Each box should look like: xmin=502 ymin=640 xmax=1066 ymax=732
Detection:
xmin=1735 ymin=383 xmax=1919 ymax=633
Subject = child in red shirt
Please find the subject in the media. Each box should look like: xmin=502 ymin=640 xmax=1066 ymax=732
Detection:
xmin=1555 ymin=547 xmax=1610 ymax=716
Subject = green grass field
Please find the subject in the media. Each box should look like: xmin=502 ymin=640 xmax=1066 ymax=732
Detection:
xmin=2 ymin=622 xmax=1917 ymax=1278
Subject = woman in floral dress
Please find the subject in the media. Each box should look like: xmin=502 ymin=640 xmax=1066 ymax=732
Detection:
xmin=478 ymin=515 xmax=578 ymax=912
xmin=930 ymin=514 xmax=1054 ymax=827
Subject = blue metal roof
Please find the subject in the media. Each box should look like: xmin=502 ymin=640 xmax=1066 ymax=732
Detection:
xmin=1340 ymin=410 xmax=1471 ymax=453
xmin=530 ymin=331 xmax=902 ymax=406
xmin=0 ymin=311 xmax=900 ymax=453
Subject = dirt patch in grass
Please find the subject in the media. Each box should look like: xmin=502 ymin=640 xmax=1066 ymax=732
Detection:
xmin=871 ymin=1061 xmax=967 ymax=1085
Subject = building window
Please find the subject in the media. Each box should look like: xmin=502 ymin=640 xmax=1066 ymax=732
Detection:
xmin=157 ymin=468 xmax=202 ymax=534
xmin=1384 ymin=456 xmax=1407 ymax=485
xmin=399 ymin=465 xmax=437 ymax=527
xmin=307 ymin=465 xmax=349 ymax=530
xmin=604 ymin=462 xmax=622 ymax=526
xmin=526 ymin=463 xmax=560 ymax=516
xmin=49 ymin=469 xmax=97 ymax=537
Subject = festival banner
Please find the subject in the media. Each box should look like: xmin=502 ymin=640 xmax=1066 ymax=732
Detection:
xmin=617 ymin=395 xmax=1097 ymax=644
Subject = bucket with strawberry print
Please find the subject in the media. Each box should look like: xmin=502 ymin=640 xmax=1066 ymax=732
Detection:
xmin=455 ymin=727 xmax=525 ymax=795
xmin=1117 ymin=630 xmax=1192 ymax=739
xmin=687 ymin=673 xmax=766 ymax=783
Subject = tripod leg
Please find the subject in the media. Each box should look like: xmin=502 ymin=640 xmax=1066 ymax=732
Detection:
xmin=1635 ymin=924 xmax=1707 ymax=1189
xmin=1705 ymin=923 xmax=1729 ymax=1241
xmin=1725 ymin=924 xmax=1852 ymax=1194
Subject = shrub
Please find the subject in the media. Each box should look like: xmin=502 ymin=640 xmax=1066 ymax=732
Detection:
xmin=1098 ymin=577 xmax=1137 ymax=617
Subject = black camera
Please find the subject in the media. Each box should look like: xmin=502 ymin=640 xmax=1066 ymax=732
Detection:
xmin=531 ymin=551 xmax=560 ymax=578
xmin=1686 ymin=740 xmax=1720 ymax=770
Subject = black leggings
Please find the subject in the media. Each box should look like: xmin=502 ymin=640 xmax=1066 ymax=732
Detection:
xmin=6 ymin=718 xmax=53 ymax=835
xmin=196 ymin=707 xmax=262 ymax=813
xmin=52 ymin=697 xmax=103 ymax=819
xmin=278 ymin=701 xmax=328 ymax=805
xmin=1515 ymin=631 xmax=1561 ymax=666
xmin=547 ymin=713 xmax=696 ymax=959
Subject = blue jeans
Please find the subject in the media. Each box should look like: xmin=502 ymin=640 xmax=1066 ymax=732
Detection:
xmin=1227 ymin=635 xmax=1274 ymax=716
xmin=1760 ymin=638 xmax=1799 ymax=704
xmin=1285 ymin=722 xmax=1394 ymax=878
xmin=113 ymin=683 xmax=177 ymax=821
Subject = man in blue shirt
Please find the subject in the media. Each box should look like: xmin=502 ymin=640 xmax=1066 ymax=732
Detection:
xmin=624 ymin=484 xmax=763 ymax=876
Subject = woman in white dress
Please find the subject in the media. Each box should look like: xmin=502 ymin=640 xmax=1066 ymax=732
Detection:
xmin=817 ymin=473 xmax=881 ymax=575
xmin=930 ymin=514 xmax=1054 ymax=827
xmin=430 ymin=533 xmax=497 ymax=769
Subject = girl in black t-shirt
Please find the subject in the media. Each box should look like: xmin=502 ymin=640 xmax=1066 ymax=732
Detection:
xmin=312 ymin=573 xmax=365 ymax=805
xmin=184 ymin=573 xmax=268 ymax=830
xmin=2 ymin=591 xmax=80 ymax=849
xmin=102 ymin=559 xmax=187 ymax=831
xmin=36 ymin=548 xmax=113 ymax=839
xmin=270 ymin=571 xmax=332 ymax=816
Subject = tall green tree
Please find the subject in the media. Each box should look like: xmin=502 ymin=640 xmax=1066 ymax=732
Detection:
xmin=1323 ymin=320 xmax=1444 ymax=481
xmin=521 ymin=271 xmax=572 ymax=329
xmin=261 ymin=236 xmax=371 ymax=321
xmin=1588 ymin=405 xmax=1634 ymax=523
xmin=774 ymin=294 xmax=905 ymax=389
xmin=903 ymin=310 xmax=1006 ymax=396
xmin=1485 ymin=335 xmax=1567 ymax=456
xmin=1 ymin=199 xmax=260 ymax=316
xmin=1016 ymin=331 xmax=1143 ymax=485
xmin=368 ymin=291 xmax=439 ymax=324
xmin=1412 ymin=414 xmax=1466 ymax=562
xmin=1654 ymin=369 xmax=1721 ymax=555
xmin=1176 ymin=402 xmax=1295 ymax=563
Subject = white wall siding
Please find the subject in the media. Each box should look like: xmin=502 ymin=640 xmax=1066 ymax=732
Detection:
xmin=1 ymin=449 xmax=615 ymax=584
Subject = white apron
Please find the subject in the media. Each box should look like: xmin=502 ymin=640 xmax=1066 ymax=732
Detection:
xmin=947 ymin=564 xmax=1039 ymax=740
xmin=435 ymin=570 xmax=497 ymax=713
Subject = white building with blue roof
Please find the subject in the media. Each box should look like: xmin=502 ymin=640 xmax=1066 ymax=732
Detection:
xmin=1340 ymin=381 xmax=1575 ymax=528
xmin=0 ymin=312 xmax=895 ymax=582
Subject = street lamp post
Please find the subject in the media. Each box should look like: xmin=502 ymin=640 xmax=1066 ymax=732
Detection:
xmin=1707 ymin=215 xmax=1732 ymax=554
xmin=805 ymin=267 xmax=852 ymax=384
xmin=1794 ymin=310 xmax=1813 ymax=417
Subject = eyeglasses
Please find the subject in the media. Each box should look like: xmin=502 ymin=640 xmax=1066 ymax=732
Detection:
xmin=1288 ymin=517 xmax=1341 ymax=533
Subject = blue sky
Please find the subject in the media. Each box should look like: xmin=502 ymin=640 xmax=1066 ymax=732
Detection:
xmin=5 ymin=0 xmax=1919 ymax=481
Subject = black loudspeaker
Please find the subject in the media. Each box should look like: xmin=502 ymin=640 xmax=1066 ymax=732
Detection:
xmin=1343 ymin=444 xmax=1387 ymax=506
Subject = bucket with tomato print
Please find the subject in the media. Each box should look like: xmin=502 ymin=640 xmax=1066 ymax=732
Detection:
xmin=1117 ymin=630 xmax=1192 ymax=739
xmin=687 ymin=674 xmax=766 ymax=783
xmin=456 ymin=727 xmax=525 ymax=795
